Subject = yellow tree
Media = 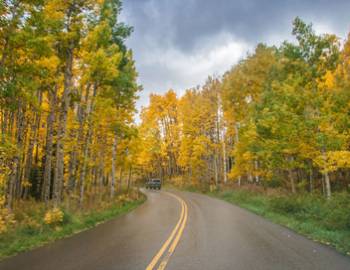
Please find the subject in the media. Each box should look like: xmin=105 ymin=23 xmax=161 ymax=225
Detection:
xmin=222 ymin=44 xmax=277 ymax=185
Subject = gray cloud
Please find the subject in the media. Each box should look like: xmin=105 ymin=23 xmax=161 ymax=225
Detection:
xmin=121 ymin=0 xmax=350 ymax=111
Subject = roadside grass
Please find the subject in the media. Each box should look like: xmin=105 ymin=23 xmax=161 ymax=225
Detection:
xmin=180 ymin=185 xmax=350 ymax=256
xmin=0 ymin=191 xmax=145 ymax=260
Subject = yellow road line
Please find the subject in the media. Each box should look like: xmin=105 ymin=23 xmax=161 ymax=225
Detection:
xmin=145 ymin=192 xmax=186 ymax=270
xmin=157 ymin=200 xmax=188 ymax=270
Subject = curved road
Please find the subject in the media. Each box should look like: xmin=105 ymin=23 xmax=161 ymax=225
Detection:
xmin=1 ymin=190 xmax=350 ymax=270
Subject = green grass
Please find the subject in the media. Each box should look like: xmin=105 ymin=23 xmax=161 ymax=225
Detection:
xmin=0 ymin=196 xmax=145 ymax=260
xmin=186 ymin=186 xmax=350 ymax=256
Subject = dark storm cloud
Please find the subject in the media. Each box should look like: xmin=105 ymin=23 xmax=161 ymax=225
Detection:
xmin=124 ymin=0 xmax=350 ymax=51
xmin=120 ymin=0 xmax=350 ymax=111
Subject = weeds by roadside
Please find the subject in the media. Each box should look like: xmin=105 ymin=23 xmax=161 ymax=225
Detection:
xmin=176 ymin=184 xmax=350 ymax=256
xmin=0 ymin=190 xmax=145 ymax=260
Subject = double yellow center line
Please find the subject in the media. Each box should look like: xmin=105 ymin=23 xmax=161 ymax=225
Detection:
xmin=146 ymin=192 xmax=188 ymax=270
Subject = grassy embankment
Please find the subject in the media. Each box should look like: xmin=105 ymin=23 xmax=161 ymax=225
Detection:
xmin=182 ymin=184 xmax=350 ymax=255
xmin=0 ymin=191 xmax=145 ymax=260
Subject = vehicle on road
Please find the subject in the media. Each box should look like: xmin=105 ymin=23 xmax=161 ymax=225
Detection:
xmin=146 ymin=179 xmax=162 ymax=189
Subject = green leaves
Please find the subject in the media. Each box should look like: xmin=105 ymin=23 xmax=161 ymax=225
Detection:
xmin=219 ymin=18 xmax=350 ymax=194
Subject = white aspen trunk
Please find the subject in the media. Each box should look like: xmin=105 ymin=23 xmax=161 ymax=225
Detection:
xmin=78 ymin=84 xmax=97 ymax=206
xmin=53 ymin=5 xmax=77 ymax=207
xmin=110 ymin=134 xmax=117 ymax=199
xmin=6 ymin=161 xmax=17 ymax=209
xmin=248 ymin=172 xmax=253 ymax=182
xmin=69 ymin=84 xmax=91 ymax=193
xmin=53 ymin=44 xmax=74 ymax=207
xmin=216 ymin=89 xmax=227 ymax=184
xmin=288 ymin=168 xmax=296 ymax=194
xmin=254 ymin=160 xmax=260 ymax=183
xmin=234 ymin=122 xmax=241 ymax=186
xmin=322 ymin=151 xmax=331 ymax=198
xmin=214 ymin=155 xmax=219 ymax=186
xmin=324 ymin=172 xmax=331 ymax=198
xmin=222 ymin=135 xmax=227 ymax=184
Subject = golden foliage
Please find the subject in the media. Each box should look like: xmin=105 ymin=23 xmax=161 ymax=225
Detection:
xmin=314 ymin=151 xmax=350 ymax=173
xmin=44 ymin=208 xmax=64 ymax=225
xmin=0 ymin=208 xmax=15 ymax=234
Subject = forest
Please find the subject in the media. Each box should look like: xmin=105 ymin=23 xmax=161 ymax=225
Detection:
xmin=1 ymin=0 xmax=350 ymax=256
xmin=138 ymin=18 xmax=350 ymax=198
xmin=0 ymin=0 xmax=140 ymax=237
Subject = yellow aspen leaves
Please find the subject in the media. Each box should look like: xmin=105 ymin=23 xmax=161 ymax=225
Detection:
xmin=0 ymin=209 xmax=15 ymax=234
xmin=44 ymin=208 xmax=64 ymax=226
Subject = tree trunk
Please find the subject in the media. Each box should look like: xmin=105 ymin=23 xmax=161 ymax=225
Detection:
xmin=127 ymin=165 xmax=132 ymax=192
xmin=214 ymin=154 xmax=218 ymax=186
xmin=254 ymin=160 xmax=260 ymax=183
xmin=322 ymin=151 xmax=331 ymax=198
xmin=14 ymin=103 xmax=26 ymax=199
xmin=288 ymin=156 xmax=296 ymax=194
xmin=288 ymin=169 xmax=296 ymax=194
xmin=324 ymin=171 xmax=331 ymax=198
xmin=79 ymin=127 xmax=92 ymax=207
xmin=53 ymin=46 xmax=74 ymax=207
xmin=222 ymin=136 xmax=227 ymax=184
xmin=119 ymin=167 xmax=123 ymax=193
xmin=42 ymin=86 xmax=57 ymax=203
xmin=248 ymin=172 xmax=253 ymax=182
xmin=68 ymin=149 xmax=77 ymax=192
xmin=6 ymin=159 xmax=18 ymax=209
xmin=53 ymin=9 xmax=75 ymax=206
xmin=309 ymin=167 xmax=313 ymax=193
xmin=98 ymin=154 xmax=104 ymax=202
xmin=68 ymin=84 xmax=91 ymax=193
xmin=23 ymin=93 xmax=42 ymax=199
xmin=79 ymin=83 xmax=98 ymax=206
xmin=234 ymin=122 xmax=241 ymax=186
xmin=110 ymin=134 xmax=117 ymax=199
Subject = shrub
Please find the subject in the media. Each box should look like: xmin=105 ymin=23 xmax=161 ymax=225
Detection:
xmin=321 ymin=193 xmax=350 ymax=230
xmin=61 ymin=209 xmax=75 ymax=225
xmin=21 ymin=218 xmax=41 ymax=235
xmin=0 ymin=208 xmax=16 ymax=234
xmin=44 ymin=208 xmax=64 ymax=226
xmin=269 ymin=196 xmax=305 ymax=215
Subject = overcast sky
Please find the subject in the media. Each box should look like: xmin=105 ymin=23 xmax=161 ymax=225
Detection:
xmin=121 ymin=0 xmax=350 ymax=111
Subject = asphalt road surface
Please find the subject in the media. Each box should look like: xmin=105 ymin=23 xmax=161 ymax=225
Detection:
xmin=1 ymin=189 xmax=350 ymax=270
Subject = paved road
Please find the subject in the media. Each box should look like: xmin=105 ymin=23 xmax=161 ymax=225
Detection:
xmin=1 ymin=190 xmax=350 ymax=270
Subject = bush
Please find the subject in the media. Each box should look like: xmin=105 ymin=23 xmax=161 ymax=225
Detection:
xmin=263 ymin=192 xmax=350 ymax=230
xmin=269 ymin=196 xmax=305 ymax=215
xmin=61 ymin=209 xmax=76 ymax=225
xmin=0 ymin=208 xmax=15 ymax=234
xmin=321 ymin=193 xmax=350 ymax=230
xmin=44 ymin=208 xmax=64 ymax=226
xmin=21 ymin=218 xmax=41 ymax=236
